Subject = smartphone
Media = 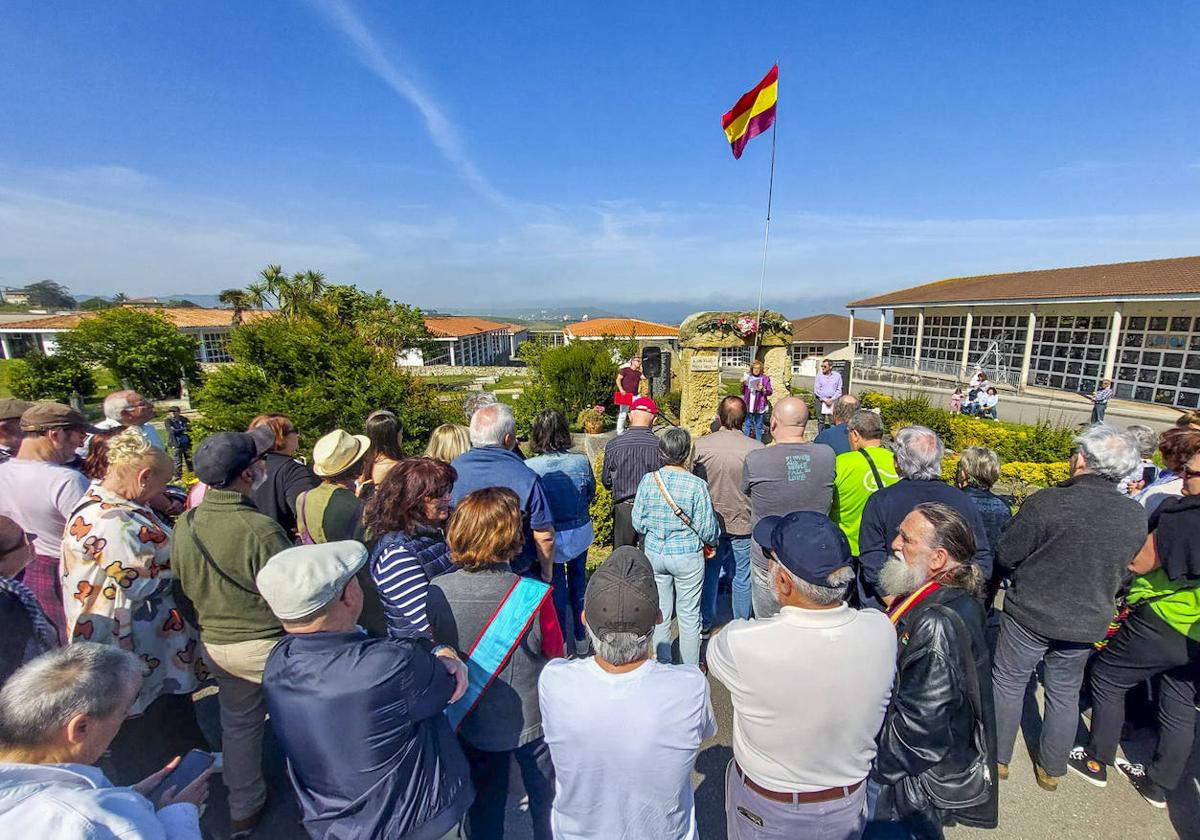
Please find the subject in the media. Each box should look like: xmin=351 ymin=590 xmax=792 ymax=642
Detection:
xmin=151 ymin=749 xmax=214 ymax=802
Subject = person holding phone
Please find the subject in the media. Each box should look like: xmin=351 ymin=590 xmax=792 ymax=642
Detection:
xmin=0 ymin=644 xmax=210 ymax=838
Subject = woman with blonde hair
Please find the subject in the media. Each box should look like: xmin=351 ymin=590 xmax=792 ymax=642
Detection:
xmin=425 ymin=423 xmax=471 ymax=464
xmin=60 ymin=428 xmax=209 ymax=782
xmin=427 ymin=488 xmax=563 ymax=840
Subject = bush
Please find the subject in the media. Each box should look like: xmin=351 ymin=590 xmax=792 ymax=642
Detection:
xmin=860 ymin=391 xmax=1073 ymax=463
xmin=660 ymin=390 xmax=683 ymax=419
xmin=55 ymin=308 xmax=200 ymax=398
xmin=575 ymin=406 xmax=609 ymax=432
xmin=6 ymin=352 xmax=96 ymax=402
xmin=942 ymin=454 xmax=1069 ymax=489
xmin=590 ymin=454 xmax=613 ymax=547
xmin=193 ymin=313 xmax=457 ymax=457
xmin=514 ymin=337 xmax=636 ymax=433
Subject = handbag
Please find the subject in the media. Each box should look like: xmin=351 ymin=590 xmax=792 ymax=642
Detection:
xmin=652 ymin=471 xmax=716 ymax=559
xmin=899 ymin=604 xmax=992 ymax=811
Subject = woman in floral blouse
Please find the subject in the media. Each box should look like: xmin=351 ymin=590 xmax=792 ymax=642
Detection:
xmin=60 ymin=428 xmax=210 ymax=783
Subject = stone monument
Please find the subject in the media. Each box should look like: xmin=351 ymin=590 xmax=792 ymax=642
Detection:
xmin=677 ymin=310 xmax=792 ymax=436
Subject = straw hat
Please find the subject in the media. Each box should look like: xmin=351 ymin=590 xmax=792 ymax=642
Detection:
xmin=311 ymin=429 xmax=371 ymax=478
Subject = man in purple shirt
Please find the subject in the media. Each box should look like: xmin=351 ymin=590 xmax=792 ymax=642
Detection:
xmin=812 ymin=359 xmax=844 ymax=432
xmin=1089 ymin=378 xmax=1114 ymax=423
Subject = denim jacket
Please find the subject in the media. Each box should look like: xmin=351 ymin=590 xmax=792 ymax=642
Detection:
xmin=526 ymin=452 xmax=596 ymax=531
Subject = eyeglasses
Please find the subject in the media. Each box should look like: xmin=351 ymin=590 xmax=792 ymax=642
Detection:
xmin=1182 ymin=466 xmax=1200 ymax=480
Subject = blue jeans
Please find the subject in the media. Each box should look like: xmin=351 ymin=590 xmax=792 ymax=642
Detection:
xmin=703 ymin=535 xmax=752 ymax=627
xmin=646 ymin=549 xmax=705 ymax=665
xmin=743 ymin=411 xmax=765 ymax=441
xmin=551 ymin=552 xmax=587 ymax=642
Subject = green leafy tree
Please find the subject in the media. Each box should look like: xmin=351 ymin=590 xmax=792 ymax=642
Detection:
xmin=24 ymin=280 xmax=77 ymax=309
xmin=5 ymin=352 xmax=96 ymax=402
xmin=55 ymin=308 xmax=200 ymax=398
xmin=194 ymin=312 xmax=454 ymax=457
xmin=78 ymin=298 xmax=115 ymax=311
xmin=514 ymin=337 xmax=634 ymax=432
xmin=217 ymin=288 xmax=252 ymax=326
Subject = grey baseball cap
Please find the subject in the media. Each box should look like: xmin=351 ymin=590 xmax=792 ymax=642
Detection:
xmin=583 ymin=546 xmax=660 ymax=636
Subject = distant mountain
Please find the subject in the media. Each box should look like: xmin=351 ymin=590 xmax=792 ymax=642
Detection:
xmin=75 ymin=293 xmax=226 ymax=308
xmin=437 ymin=305 xmax=626 ymax=324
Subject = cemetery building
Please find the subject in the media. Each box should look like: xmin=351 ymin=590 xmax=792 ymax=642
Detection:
xmin=398 ymin=316 xmax=527 ymax=367
xmin=847 ymin=255 xmax=1200 ymax=408
xmin=0 ymin=307 xmax=268 ymax=363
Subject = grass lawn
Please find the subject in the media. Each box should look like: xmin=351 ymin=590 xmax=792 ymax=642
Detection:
xmin=0 ymin=358 xmax=123 ymax=418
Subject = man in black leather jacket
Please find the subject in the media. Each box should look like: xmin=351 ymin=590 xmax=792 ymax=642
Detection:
xmin=870 ymin=502 xmax=999 ymax=839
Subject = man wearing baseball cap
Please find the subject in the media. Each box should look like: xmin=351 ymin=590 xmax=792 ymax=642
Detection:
xmin=0 ymin=398 xmax=31 ymax=465
xmin=258 ymin=541 xmax=473 ymax=840
xmin=170 ymin=426 xmax=291 ymax=836
xmin=0 ymin=402 xmax=96 ymax=642
xmin=601 ymin=397 xmax=663 ymax=549
xmin=708 ymin=511 xmax=896 ymax=840
xmin=538 ymin=546 xmax=715 ymax=840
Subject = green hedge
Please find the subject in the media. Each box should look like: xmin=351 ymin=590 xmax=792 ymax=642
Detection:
xmin=860 ymin=392 xmax=1074 ymax=463
xmin=590 ymin=454 xmax=613 ymax=547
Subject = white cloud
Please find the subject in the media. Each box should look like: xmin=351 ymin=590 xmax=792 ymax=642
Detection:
xmin=307 ymin=0 xmax=511 ymax=208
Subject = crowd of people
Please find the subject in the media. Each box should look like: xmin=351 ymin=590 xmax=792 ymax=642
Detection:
xmin=0 ymin=369 xmax=1195 ymax=840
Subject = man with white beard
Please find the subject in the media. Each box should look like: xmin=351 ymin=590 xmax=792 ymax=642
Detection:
xmin=870 ymin=502 xmax=998 ymax=839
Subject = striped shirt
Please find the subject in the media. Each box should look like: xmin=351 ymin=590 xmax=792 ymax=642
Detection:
xmin=602 ymin=428 xmax=663 ymax=503
xmin=371 ymin=531 xmax=454 ymax=638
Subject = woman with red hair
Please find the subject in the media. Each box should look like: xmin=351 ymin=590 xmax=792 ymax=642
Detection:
xmin=365 ymin=457 xmax=458 ymax=639
xmin=247 ymin=413 xmax=317 ymax=536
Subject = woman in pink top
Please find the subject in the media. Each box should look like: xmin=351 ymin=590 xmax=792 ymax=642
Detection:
xmin=740 ymin=361 xmax=773 ymax=441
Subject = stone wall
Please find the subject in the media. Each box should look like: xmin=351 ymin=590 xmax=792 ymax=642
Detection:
xmin=677 ymin=311 xmax=792 ymax=436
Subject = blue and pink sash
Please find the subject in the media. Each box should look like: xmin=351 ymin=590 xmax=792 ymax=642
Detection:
xmin=445 ymin=576 xmax=551 ymax=732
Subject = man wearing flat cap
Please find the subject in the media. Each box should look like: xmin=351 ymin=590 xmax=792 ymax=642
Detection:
xmin=708 ymin=511 xmax=896 ymax=840
xmin=259 ymin=541 xmax=474 ymax=840
xmin=0 ymin=398 xmax=31 ymax=465
xmin=0 ymin=401 xmax=97 ymax=642
xmin=170 ymin=426 xmax=290 ymax=837
xmin=538 ymin=546 xmax=716 ymax=840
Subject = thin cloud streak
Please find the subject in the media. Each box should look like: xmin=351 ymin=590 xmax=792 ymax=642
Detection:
xmin=308 ymin=0 xmax=511 ymax=208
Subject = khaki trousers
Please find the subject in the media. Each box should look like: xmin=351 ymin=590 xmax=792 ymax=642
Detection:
xmin=202 ymin=637 xmax=279 ymax=820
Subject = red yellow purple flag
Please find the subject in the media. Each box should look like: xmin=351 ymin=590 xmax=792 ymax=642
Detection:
xmin=722 ymin=65 xmax=778 ymax=160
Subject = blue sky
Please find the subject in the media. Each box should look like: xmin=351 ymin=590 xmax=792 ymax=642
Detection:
xmin=1 ymin=1 xmax=1198 ymax=318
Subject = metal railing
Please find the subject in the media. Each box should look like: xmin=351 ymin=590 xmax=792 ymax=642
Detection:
xmin=856 ymin=355 xmax=1022 ymax=388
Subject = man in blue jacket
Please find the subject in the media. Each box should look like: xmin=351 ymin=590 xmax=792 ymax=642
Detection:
xmin=857 ymin=425 xmax=993 ymax=611
xmin=258 ymin=541 xmax=473 ymax=840
xmin=451 ymin=402 xmax=555 ymax=581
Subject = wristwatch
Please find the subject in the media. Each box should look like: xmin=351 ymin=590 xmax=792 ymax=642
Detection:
xmin=431 ymin=644 xmax=456 ymax=658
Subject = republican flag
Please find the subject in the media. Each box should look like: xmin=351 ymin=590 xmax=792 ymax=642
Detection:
xmin=721 ymin=65 xmax=778 ymax=159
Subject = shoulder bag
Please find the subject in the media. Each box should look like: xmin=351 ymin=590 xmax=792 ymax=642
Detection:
xmin=652 ymin=471 xmax=716 ymax=559
xmin=183 ymin=509 xmax=258 ymax=596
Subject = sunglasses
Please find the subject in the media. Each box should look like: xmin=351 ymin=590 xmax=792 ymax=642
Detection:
xmin=0 ymin=531 xmax=34 ymax=556
xmin=1182 ymin=466 xmax=1200 ymax=480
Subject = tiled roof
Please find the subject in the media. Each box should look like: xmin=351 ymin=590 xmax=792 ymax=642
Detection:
xmin=0 ymin=307 xmax=271 ymax=331
xmin=564 ymin=318 xmax=679 ymax=338
xmin=848 ymin=256 xmax=1200 ymax=308
xmin=423 ymin=315 xmax=510 ymax=338
xmin=791 ymin=313 xmax=893 ymax=343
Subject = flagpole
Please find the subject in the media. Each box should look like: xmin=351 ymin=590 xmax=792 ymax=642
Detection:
xmin=750 ymin=111 xmax=777 ymax=364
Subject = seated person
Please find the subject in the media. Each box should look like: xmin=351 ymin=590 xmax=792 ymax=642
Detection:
xmin=258 ymin=541 xmax=473 ymax=840
xmin=979 ymin=387 xmax=1000 ymax=419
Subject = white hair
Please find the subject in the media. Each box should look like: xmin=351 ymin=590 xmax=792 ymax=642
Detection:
xmin=776 ymin=564 xmax=855 ymax=606
xmin=469 ymin=402 xmax=516 ymax=448
xmin=584 ymin=620 xmax=652 ymax=666
xmin=894 ymin=425 xmax=945 ymax=481
xmin=102 ymin=390 xmax=136 ymax=422
xmin=0 ymin=644 xmax=142 ymax=749
xmin=1076 ymin=424 xmax=1141 ymax=482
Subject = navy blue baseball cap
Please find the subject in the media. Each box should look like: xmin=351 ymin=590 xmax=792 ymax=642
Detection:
xmin=194 ymin=426 xmax=275 ymax=488
xmin=752 ymin=511 xmax=851 ymax=586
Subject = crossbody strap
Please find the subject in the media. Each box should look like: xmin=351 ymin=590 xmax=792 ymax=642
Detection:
xmin=859 ymin=448 xmax=885 ymax=490
xmin=184 ymin=509 xmax=259 ymax=596
xmin=652 ymin=471 xmax=704 ymax=540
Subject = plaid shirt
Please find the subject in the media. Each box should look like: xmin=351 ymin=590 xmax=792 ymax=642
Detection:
xmin=1092 ymin=387 xmax=1114 ymax=404
xmin=632 ymin=468 xmax=720 ymax=556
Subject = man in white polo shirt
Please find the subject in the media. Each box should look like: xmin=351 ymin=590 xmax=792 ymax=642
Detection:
xmin=708 ymin=511 xmax=896 ymax=840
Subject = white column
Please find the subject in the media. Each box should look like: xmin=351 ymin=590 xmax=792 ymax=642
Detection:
xmin=449 ymin=341 xmax=457 ymax=366
xmin=0 ymin=335 xmax=10 ymax=360
xmin=1103 ymin=307 xmax=1122 ymax=382
xmin=847 ymin=309 xmax=856 ymax=357
xmin=877 ymin=310 xmax=886 ymax=364
xmin=959 ymin=309 xmax=974 ymax=377
xmin=913 ymin=309 xmax=925 ymax=371
xmin=1018 ymin=309 xmax=1037 ymax=391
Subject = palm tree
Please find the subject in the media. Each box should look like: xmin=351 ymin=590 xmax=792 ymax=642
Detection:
xmin=217 ymin=288 xmax=251 ymax=326
xmin=246 ymin=282 xmax=270 ymax=311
